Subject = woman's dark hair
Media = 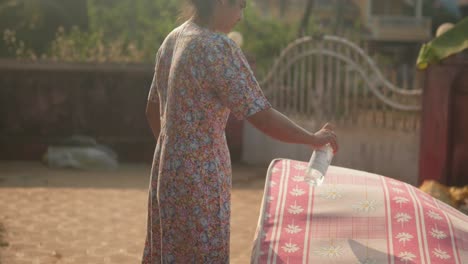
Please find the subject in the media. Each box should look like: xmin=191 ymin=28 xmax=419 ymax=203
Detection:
xmin=181 ymin=0 xmax=237 ymax=21
xmin=191 ymin=0 xmax=216 ymax=19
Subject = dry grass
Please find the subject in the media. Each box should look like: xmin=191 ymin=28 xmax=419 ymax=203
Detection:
xmin=0 ymin=222 xmax=8 ymax=264
xmin=0 ymin=223 xmax=7 ymax=248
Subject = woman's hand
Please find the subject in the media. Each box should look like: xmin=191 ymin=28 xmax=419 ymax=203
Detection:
xmin=311 ymin=123 xmax=338 ymax=153
xmin=247 ymin=108 xmax=338 ymax=152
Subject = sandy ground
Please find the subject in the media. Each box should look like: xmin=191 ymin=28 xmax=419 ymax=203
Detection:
xmin=0 ymin=161 xmax=269 ymax=264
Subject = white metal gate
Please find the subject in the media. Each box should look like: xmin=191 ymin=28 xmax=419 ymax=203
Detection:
xmin=242 ymin=35 xmax=422 ymax=184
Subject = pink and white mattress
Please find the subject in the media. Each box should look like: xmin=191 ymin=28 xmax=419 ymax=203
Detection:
xmin=251 ymin=159 xmax=468 ymax=263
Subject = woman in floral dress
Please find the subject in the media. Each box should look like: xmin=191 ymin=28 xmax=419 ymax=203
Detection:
xmin=142 ymin=0 xmax=338 ymax=263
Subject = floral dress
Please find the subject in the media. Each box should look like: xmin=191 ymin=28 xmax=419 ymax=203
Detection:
xmin=142 ymin=21 xmax=271 ymax=264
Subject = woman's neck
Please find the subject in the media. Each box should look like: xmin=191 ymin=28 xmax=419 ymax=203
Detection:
xmin=191 ymin=16 xmax=223 ymax=33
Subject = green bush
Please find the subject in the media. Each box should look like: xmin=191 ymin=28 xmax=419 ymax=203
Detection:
xmin=234 ymin=3 xmax=297 ymax=77
xmin=87 ymin=0 xmax=183 ymax=61
xmin=1 ymin=0 xmax=301 ymax=76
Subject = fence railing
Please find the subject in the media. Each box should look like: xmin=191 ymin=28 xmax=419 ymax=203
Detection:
xmin=259 ymin=35 xmax=423 ymax=132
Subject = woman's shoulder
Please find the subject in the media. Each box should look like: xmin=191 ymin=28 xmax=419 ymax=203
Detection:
xmin=158 ymin=26 xmax=181 ymax=53
xmin=209 ymin=33 xmax=237 ymax=49
xmin=184 ymin=21 xmax=239 ymax=52
xmin=199 ymin=33 xmax=241 ymax=58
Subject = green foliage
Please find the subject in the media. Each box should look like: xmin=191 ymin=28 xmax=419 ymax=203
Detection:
xmin=3 ymin=29 xmax=37 ymax=59
xmin=2 ymin=0 xmax=299 ymax=76
xmin=417 ymin=17 xmax=468 ymax=70
xmin=0 ymin=0 xmax=88 ymax=56
xmin=234 ymin=2 xmax=297 ymax=77
xmin=87 ymin=0 xmax=183 ymax=60
xmin=84 ymin=0 xmax=297 ymax=74
xmin=0 ymin=222 xmax=8 ymax=248
xmin=47 ymin=26 xmax=145 ymax=62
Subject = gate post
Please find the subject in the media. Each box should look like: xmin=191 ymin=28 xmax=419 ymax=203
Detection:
xmin=418 ymin=54 xmax=468 ymax=186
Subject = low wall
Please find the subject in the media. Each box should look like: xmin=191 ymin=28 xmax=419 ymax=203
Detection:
xmin=0 ymin=59 xmax=243 ymax=162
xmin=242 ymin=121 xmax=420 ymax=185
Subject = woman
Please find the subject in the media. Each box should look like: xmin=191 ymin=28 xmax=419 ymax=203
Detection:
xmin=142 ymin=0 xmax=338 ymax=263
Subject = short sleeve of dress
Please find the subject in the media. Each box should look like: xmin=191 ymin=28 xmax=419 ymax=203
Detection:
xmin=147 ymin=50 xmax=161 ymax=103
xmin=205 ymin=37 xmax=271 ymax=120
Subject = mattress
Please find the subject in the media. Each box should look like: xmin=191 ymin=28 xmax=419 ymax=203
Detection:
xmin=251 ymin=159 xmax=468 ymax=263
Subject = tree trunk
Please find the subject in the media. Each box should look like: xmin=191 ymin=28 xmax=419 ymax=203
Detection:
xmin=279 ymin=0 xmax=288 ymax=18
xmin=298 ymin=0 xmax=315 ymax=37
xmin=333 ymin=0 xmax=343 ymax=34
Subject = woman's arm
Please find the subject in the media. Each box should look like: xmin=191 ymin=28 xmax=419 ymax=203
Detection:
xmin=145 ymin=100 xmax=161 ymax=140
xmin=247 ymin=107 xmax=338 ymax=152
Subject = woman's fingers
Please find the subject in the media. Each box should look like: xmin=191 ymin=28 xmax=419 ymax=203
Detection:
xmin=330 ymin=138 xmax=338 ymax=154
xmin=326 ymin=134 xmax=338 ymax=154
xmin=313 ymin=123 xmax=338 ymax=153
xmin=327 ymin=130 xmax=338 ymax=153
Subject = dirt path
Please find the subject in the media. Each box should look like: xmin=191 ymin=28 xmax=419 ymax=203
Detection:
xmin=0 ymin=161 xmax=268 ymax=264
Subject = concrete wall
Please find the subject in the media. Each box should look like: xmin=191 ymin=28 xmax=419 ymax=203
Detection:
xmin=242 ymin=121 xmax=420 ymax=185
xmin=0 ymin=59 xmax=244 ymax=162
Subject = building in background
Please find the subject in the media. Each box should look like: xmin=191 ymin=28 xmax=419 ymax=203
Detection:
xmin=255 ymin=0 xmax=431 ymax=39
xmin=460 ymin=0 xmax=468 ymax=17
xmin=314 ymin=0 xmax=432 ymax=65
xmin=254 ymin=0 xmax=433 ymax=64
xmin=358 ymin=0 xmax=431 ymax=42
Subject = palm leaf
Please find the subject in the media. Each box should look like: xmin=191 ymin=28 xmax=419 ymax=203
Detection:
xmin=417 ymin=17 xmax=468 ymax=69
